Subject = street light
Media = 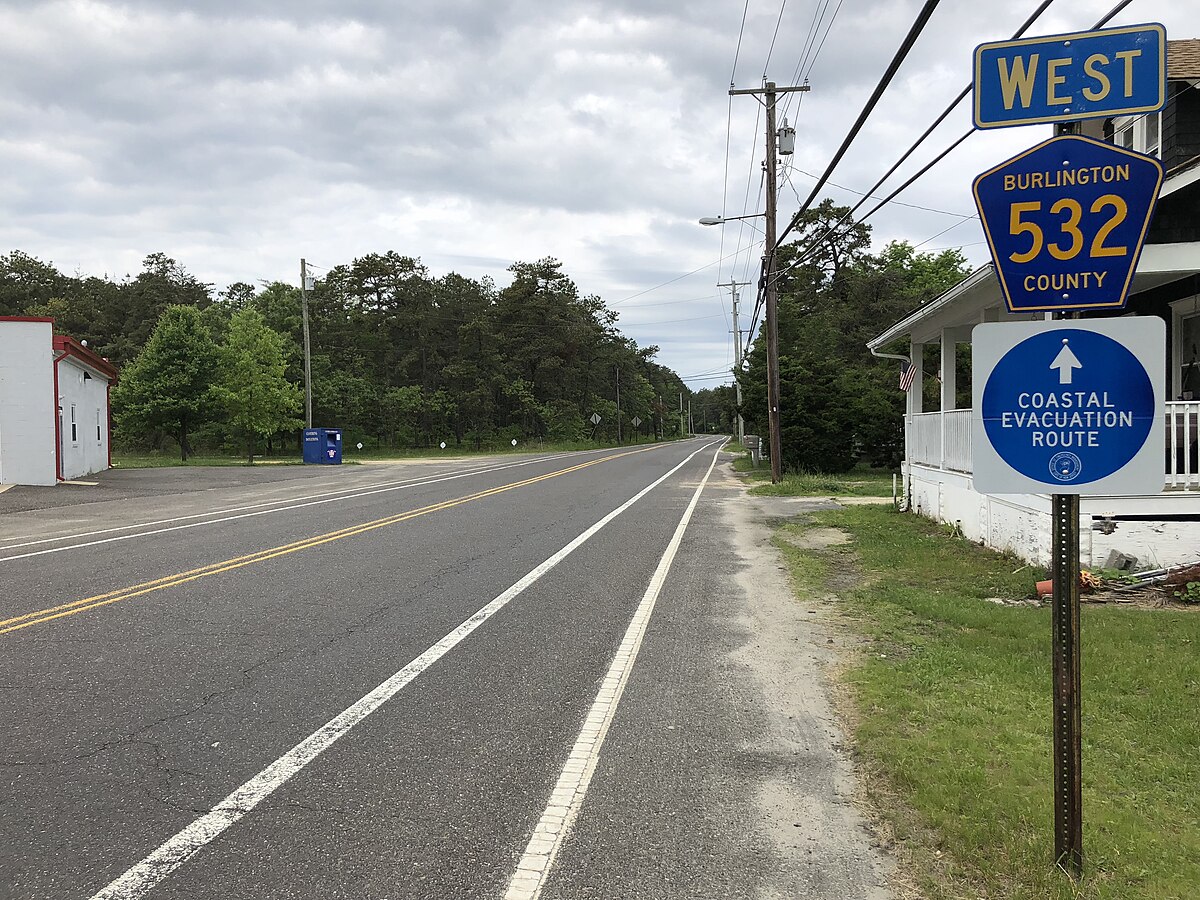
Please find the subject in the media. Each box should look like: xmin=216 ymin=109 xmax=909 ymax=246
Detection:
xmin=698 ymin=213 xmax=765 ymax=226
xmin=697 ymin=206 xmax=781 ymax=482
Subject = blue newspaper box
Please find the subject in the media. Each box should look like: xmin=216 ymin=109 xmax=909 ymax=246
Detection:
xmin=303 ymin=428 xmax=342 ymax=465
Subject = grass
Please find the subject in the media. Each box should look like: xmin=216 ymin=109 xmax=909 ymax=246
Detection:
xmin=112 ymin=453 xmax=306 ymax=468
xmin=732 ymin=454 xmax=897 ymax=497
xmin=776 ymin=505 xmax=1200 ymax=900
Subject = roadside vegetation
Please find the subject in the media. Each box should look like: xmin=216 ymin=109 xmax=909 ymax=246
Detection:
xmin=732 ymin=454 xmax=896 ymax=497
xmin=777 ymin=504 xmax=1200 ymax=899
xmin=0 ymin=251 xmax=696 ymax=461
xmin=739 ymin=201 xmax=969 ymax=474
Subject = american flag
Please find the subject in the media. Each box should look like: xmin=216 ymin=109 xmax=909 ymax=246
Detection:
xmin=899 ymin=360 xmax=917 ymax=393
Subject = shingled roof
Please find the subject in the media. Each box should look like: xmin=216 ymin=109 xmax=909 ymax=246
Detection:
xmin=1169 ymin=39 xmax=1200 ymax=81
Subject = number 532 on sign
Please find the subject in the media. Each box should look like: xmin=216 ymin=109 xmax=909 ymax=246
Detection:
xmin=973 ymin=135 xmax=1163 ymax=313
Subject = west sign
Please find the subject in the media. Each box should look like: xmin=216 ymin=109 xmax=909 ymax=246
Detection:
xmin=973 ymin=134 xmax=1163 ymax=313
xmin=974 ymin=23 xmax=1166 ymax=128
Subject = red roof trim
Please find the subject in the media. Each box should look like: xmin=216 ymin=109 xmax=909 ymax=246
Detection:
xmin=52 ymin=335 xmax=119 ymax=380
xmin=53 ymin=352 xmax=63 ymax=481
xmin=0 ymin=315 xmax=55 ymax=323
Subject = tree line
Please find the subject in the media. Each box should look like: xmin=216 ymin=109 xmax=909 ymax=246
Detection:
xmin=0 ymin=251 xmax=692 ymax=459
xmin=739 ymin=201 xmax=970 ymax=473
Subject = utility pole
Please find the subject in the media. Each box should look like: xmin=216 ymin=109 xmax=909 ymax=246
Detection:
xmin=615 ymin=365 xmax=621 ymax=445
xmin=718 ymin=280 xmax=750 ymax=445
xmin=731 ymin=80 xmax=808 ymax=483
xmin=300 ymin=258 xmax=313 ymax=429
xmin=679 ymin=392 xmax=685 ymax=437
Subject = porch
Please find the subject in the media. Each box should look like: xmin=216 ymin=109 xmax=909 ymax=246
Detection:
xmin=907 ymin=403 xmax=1200 ymax=492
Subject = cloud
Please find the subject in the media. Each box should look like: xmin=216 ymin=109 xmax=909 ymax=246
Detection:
xmin=0 ymin=0 xmax=1196 ymax=387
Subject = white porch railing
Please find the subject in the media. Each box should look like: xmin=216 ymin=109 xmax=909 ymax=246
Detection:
xmin=907 ymin=402 xmax=1200 ymax=490
xmin=1166 ymin=401 xmax=1200 ymax=490
xmin=908 ymin=410 xmax=972 ymax=473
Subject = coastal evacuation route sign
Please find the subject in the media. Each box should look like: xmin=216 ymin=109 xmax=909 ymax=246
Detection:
xmin=972 ymin=318 xmax=1164 ymax=495
xmin=973 ymin=134 xmax=1163 ymax=313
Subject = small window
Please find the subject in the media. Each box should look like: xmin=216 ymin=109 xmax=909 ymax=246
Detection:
xmin=1144 ymin=112 xmax=1160 ymax=157
xmin=1180 ymin=313 xmax=1200 ymax=400
xmin=1112 ymin=113 xmax=1160 ymax=158
xmin=70 ymin=404 xmax=77 ymax=443
xmin=96 ymin=409 xmax=102 ymax=443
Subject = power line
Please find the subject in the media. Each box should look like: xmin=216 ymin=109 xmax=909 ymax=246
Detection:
xmin=786 ymin=165 xmax=976 ymax=218
xmin=610 ymin=246 xmax=755 ymax=306
xmin=773 ymin=0 xmax=1058 ymax=268
xmin=801 ymin=0 xmax=843 ymax=81
xmin=729 ymin=0 xmax=752 ymax=85
xmin=744 ymin=0 xmax=1142 ymax=359
xmin=778 ymin=0 xmax=944 ymax=247
xmin=779 ymin=0 xmax=1135 ymax=282
xmin=763 ymin=0 xmax=790 ymax=77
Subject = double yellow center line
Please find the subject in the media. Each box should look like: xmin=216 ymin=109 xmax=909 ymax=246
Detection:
xmin=1 ymin=446 xmax=660 ymax=637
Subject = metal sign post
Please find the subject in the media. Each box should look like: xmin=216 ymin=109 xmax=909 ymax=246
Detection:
xmin=970 ymin=21 xmax=1168 ymax=879
xmin=974 ymin=316 xmax=1164 ymax=875
xmin=1050 ymin=489 xmax=1083 ymax=874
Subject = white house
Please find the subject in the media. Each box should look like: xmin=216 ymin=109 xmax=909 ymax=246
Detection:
xmin=0 ymin=317 xmax=117 ymax=485
xmin=867 ymin=41 xmax=1200 ymax=569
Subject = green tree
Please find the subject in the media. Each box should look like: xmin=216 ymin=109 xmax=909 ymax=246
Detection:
xmin=741 ymin=203 xmax=969 ymax=472
xmin=104 ymin=253 xmax=212 ymax=366
xmin=215 ymin=308 xmax=303 ymax=463
xmin=112 ymin=306 xmax=221 ymax=460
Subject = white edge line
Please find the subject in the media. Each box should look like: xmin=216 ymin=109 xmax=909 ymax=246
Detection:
xmin=0 ymin=449 xmax=623 ymax=562
xmin=503 ymin=440 xmax=724 ymax=900
xmin=87 ymin=439 xmax=720 ymax=900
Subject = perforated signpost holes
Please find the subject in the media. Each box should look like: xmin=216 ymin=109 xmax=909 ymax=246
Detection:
xmin=970 ymin=21 xmax=1166 ymax=878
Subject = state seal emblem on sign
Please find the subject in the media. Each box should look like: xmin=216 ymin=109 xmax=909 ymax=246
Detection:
xmin=1050 ymin=451 xmax=1083 ymax=481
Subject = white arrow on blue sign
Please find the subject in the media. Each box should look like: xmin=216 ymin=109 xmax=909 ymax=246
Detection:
xmin=972 ymin=318 xmax=1164 ymax=495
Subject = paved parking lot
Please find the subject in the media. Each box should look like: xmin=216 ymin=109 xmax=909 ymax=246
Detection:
xmin=0 ymin=464 xmax=350 ymax=514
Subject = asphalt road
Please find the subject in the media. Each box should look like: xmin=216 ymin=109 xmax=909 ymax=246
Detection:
xmin=0 ymin=440 xmax=890 ymax=900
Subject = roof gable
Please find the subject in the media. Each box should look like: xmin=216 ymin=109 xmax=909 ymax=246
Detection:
xmin=53 ymin=335 xmax=118 ymax=380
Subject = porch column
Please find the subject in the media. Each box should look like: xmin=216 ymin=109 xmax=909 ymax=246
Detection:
xmin=940 ymin=334 xmax=956 ymax=469
xmin=908 ymin=343 xmax=924 ymax=415
xmin=940 ymin=330 xmax=957 ymax=412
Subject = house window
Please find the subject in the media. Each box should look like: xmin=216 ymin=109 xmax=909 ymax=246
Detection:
xmin=96 ymin=409 xmax=102 ymax=443
xmin=1112 ymin=112 xmax=1161 ymax=158
xmin=1180 ymin=313 xmax=1200 ymax=400
xmin=1171 ymin=297 xmax=1200 ymax=399
xmin=70 ymin=404 xmax=78 ymax=443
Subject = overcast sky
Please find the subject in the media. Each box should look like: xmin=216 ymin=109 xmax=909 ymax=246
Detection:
xmin=1 ymin=0 xmax=1196 ymax=386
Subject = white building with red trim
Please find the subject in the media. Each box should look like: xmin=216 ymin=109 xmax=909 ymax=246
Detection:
xmin=0 ymin=317 xmax=117 ymax=485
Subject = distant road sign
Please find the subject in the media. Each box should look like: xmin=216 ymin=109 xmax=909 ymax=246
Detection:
xmin=631 ymin=416 xmax=642 ymax=428
xmin=972 ymin=318 xmax=1164 ymax=495
xmin=589 ymin=413 xmax=602 ymax=425
xmin=973 ymin=135 xmax=1163 ymax=313
xmin=974 ymin=24 xmax=1165 ymax=128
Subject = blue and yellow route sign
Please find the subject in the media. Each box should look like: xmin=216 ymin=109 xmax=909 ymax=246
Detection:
xmin=974 ymin=24 xmax=1165 ymax=128
xmin=973 ymin=134 xmax=1163 ymax=313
